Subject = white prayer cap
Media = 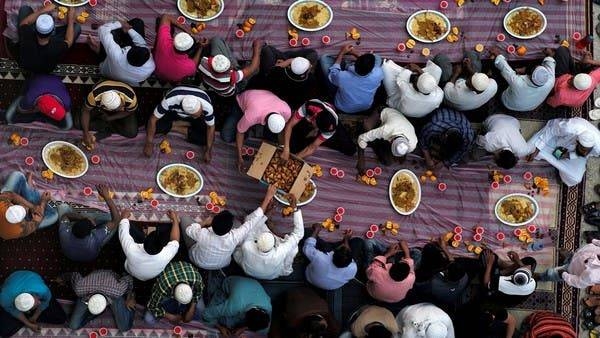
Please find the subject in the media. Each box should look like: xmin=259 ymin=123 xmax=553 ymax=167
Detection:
xmin=531 ymin=66 xmax=550 ymax=86
xmin=578 ymin=131 xmax=596 ymax=148
xmin=87 ymin=294 xmax=107 ymax=315
xmin=426 ymin=322 xmax=448 ymax=338
xmin=5 ymin=205 xmax=26 ymax=224
xmin=35 ymin=14 xmax=54 ymax=35
xmin=211 ymin=54 xmax=231 ymax=73
xmin=391 ymin=137 xmax=409 ymax=157
xmin=174 ymin=283 xmax=193 ymax=304
xmin=256 ymin=232 xmax=275 ymax=253
xmin=174 ymin=32 xmax=194 ymax=52
xmin=291 ymin=57 xmax=310 ymax=75
xmin=267 ymin=113 xmax=286 ymax=133
xmin=573 ymin=73 xmax=592 ymax=91
xmin=471 ymin=73 xmax=490 ymax=92
xmin=182 ymin=96 xmax=202 ymax=114
xmin=416 ymin=73 xmax=436 ymax=94
xmin=100 ymin=91 xmax=122 ymax=111
xmin=589 ymin=109 xmax=600 ymax=121
xmin=14 ymin=293 xmax=35 ymax=312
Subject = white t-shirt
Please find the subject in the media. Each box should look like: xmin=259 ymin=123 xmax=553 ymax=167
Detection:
xmin=476 ymin=114 xmax=534 ymax=158
xmin=444 ymin=78 xmax=498 ymax=111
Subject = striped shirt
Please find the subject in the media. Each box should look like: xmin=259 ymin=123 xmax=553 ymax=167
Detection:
xmin=198 ymin=56 xmax=244 ymax=97
xmin=419 ymin=108 xmax=475 ymax=166
xmin=295 ymin=99 xmax=338 ymax=141
xmin=147 ymin=261 xmax=204 ymax=318
xmin=153 ymin=86 xmax=215 ymax=126
xmin=85 ymin=80 xmax=138 ymax=112
xmin=71 ymin=270 xmax=133 ymax=301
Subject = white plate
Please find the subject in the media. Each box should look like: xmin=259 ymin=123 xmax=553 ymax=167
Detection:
xmin=389 ymin=169 xmax=421 ymax=215
xmin=41 ymin=141 xmax=89 ymax=179
xmin=156 ymin=163 xmax=204 ymax=198
xmin=406 ymin=10 xmax=451 ymax=43
xmin=287 ymin=0 xmax=334 ymax=32
xmin=494 ymin=193 xmax=539 ymax=227
xmin=503 ymin=6 xmax=547 ymax=39
xmin=177 ymin=0 xmax=224 ymax=22
xmin=274 ymin=179 xmax=317 ymax=207
xmin=53 ymin=0 xmax=90 ymax=7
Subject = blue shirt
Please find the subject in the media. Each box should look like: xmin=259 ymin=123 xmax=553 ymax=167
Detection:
xmin=303 ymin=237 xmax=357 ymax=290
xmin=419 ymin=107 xmax=475 ymax=166
xmin=328 ymin=55 xmax=383 ymax=114
xmin=20 ymin=74 xmax=71 ymax=111
xmin=59 ymin=217 xmax=110 ymax=262
xmin=0 ymin=271 xmax=51 ymax=318
xmin=202 ymin=276 xmax=272 ymax=332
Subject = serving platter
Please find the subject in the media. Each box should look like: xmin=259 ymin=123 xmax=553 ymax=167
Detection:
xmin=41 ymin=141 xmax=89 ymax=179
xmin=156 ymin=163 xmax=204 ymax=198
xmin=406 ymin=10 xmax=451 ymax=43
xmin=503 ymin=6 xmax=547 ymax=39
xmin=274 ymin=179 xmax=317 ymax=207
xmin=53 ymin=0 xmax=90 ymax=7
xmin=389 ymin=169 xmax=421 ymax=215
xmin=287 ymin=0 xmax=334 ymax=32
xmin=494 ymin=193 xmax=539 ymax=227
xmin=177 ymin=0 xmax=225 ymax=22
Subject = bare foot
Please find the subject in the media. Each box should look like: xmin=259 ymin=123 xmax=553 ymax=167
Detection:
xmin=87 ymin=34 xmax=100 ymax=54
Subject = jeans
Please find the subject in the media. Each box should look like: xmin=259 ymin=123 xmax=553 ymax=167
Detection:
xmin=179 ymin=216 xmax=197 ymax=250
xmin=220 ymin=99 xmax=244 ymax=143
xmin=6 ymin=96 xmax=73 ymax=130
xmin=0 ymin=296 xmax=66 ymax=337
xmin=57 ymin=204 xmax=116 ymax=247
xmin=18 ymin=6 xmax=82 ymax=45
xmin=69 ymin=296 xmax=134 ymax=332
xmin=1 ymin=171 xmax=58 ymax=228
xmin=536 ymin=254 xmax=573 ymax=282
xmin=318 ymin=55 xmax=340 ymax=100
xmin=143 ymin=298 xmax=204 ymax=325
xmin=259 ymin=45 xmax=318 ymax=75
xmin=363 ymin=239 xmax=422 ymax=269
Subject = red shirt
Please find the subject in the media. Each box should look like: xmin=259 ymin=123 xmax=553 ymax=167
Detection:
xmin=546 ymin=68 xmax=600 ymax=108
xmin=366 ymin=256 xmax=415 ymax=303
xmin=153 ymin=24 xmax=197 ymax=83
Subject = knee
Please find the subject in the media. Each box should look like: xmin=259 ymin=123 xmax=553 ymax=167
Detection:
xmin=143 ymin=311 xmax=157 ymax=325
xmin=68 ymin=318 xmax=82 ymax=330
xmin=121 ymin=127 xmax=139 ymax=139
xmin=210 ymin=36 xmax=225 ymax=47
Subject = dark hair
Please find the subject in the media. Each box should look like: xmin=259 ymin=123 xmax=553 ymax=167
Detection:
xmin=446 ymin=261 xmax=465 ymax=282
xmin=315 ymin=111 xmax=336 ymax=133
xmin=495 ymin=150 xmax=518 ymax=169
xmin=143 ymin=231 xmax=166 ymax=255
xmin=211 ymin=210 xmax=234 ymax=236
xmin=300 ymin=314 xmax=328 ymax=338
xmin=365 ymin=324 xmax=392 ymax=338
xmin=332 ymin=246 xmax=353 ymax=268
xmin=389 ymin=261 xmax=410 ymax=281
xmin=355 ymin=54 xmax=376 ymax=76
xmin=127 ymin=46 xmax=151 ymax=67
xmin=72 ymin=219 xmax=94 ymax=239
xmin=244 ymin=308 xmax=270 ymax=331
xmin=441 ymin=129 xmax=463 ymax=161
xmin=520 ymin=257 xmax=537 ymax=272
xmin=36 ymin=31 xmax=53 ymax=39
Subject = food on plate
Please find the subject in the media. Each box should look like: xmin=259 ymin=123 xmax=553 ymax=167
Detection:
xmin=282 ymin=206 xmax=294 ymax=217
xmin=47 ymin=144 xmax=86 ymax=176
xmin=391 ymin=173 xmax=418 ymax=212
xmin=409 ymin=12 xmax=448 ymax=42
xmin=506 ymin=8 xmax=544 ymax=37
xmin=279 ymin=181 xmax=315 ymax=204
xmin=159 ymin=166 xmax=201 ymax=196
xmin=291 ymin=1 xmax=331 ymax=30
xmin=497 ymin=196 xmax=536 ymax=224
xmin=183 ymin=0 xmax=221 ymax=19
xmin=262 ymin=150 xmax=303 ymax=192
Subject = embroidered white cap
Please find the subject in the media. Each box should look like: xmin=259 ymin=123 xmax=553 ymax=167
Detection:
xmin=573 ymin=73 xmax=592 ymax=91
xmin=391 ymin=138 xmax=409 ymax=157
xmin=211 ymin=54 xmax=231 ymax=73
xmin=416 ymin=73 xmax=436 ymax=94
xmin=87 ymin=294 xmax=107 ymax=315
xmin=15 ymin=293 xmax=35 ymax=312
xmin=35 ymin=14 xmax=54 ymax=35
xmin=426 ymin=322 xmax=449 ymax=338
xmin=256 ymin=232 xmax=275 ymax=253
xmin=182 ymin=96 xmax=202 ymax=114
xmin=174 ymin=283 xmax=193 ymax=304
xmin=578 ymin=131 xmax=596 ymax=148
xmin=5 ymin=205 xmax=26 ymax=224
xmin=471 ymin=73 xmax=490 ymax=92
xmin=100 ymin=91 xmax=122 ymax=111
xmin=174 ymin=32 xmax=194 ymax=52
xmin=290 ymin=57 xmax=310 ymax=75
xmin=267 ymin=113 xmax=286 ymax=133
xmin=531 ymin=66 xmax=550 ymax=86
xmin=589 ymin=109 xmax=600 ymax=121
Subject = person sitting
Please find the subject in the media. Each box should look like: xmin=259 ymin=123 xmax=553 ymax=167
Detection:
xmin=180 ymin=185 xmax=277 ymax=270
xmin=65 ymin=270 xmax=135 ymax=331
xmin=490 ymin=46 xmax=555 ymax=112
xmin=453 ymin=302 xmax=517 ymax=338
xmin=144 ymin=261 xmax=204 ymax=325
xmin=319 ymin=44 xmax=383 ymax=114
xmin=364 ymin=239 xmax=417 ymax=303
xmin=233 ymin=193 xmax=304 ymax=280
xmin=6 ymin=74 xmax=73 ymax=129
xmin=396 ymin=303 xmax=455 ymax=338
xmin=268 ymin=286 xmax=339 ymax=338
xmin=202 ymin=276 xmax=271 ymax=335
xmin=432 ymin=50 xmax=483 ymax=86
xmin=444 ymin=64 xmax=498 ymax=112
xmin=481 ymin=248 xmax=537 ymax=307
xmin=476 ymin=114 xmax=533 ymax=169
xmin=80 ymin=79 xmax=139 ymax=149
xmin=144 ymin=85 xmax=215 ymax=162
xmin=281 ymin=99 xmax=356 ymax=160
xmin=546 ymin=48 xmax=600 ymax=108
xmin=526 ymin=117 xmax=600 ymax=186
xmin=153 ymin=14 xmax=204 ymax=83
xmin=419 ymin=108 xmax=475 ymax=169
xmin=251 ymin=44 xmax=318 ymax=109
xmin=536 ymin=239 xmax=600 ymax=289
xmin=87 ymin=19 xmax=155 ymax=85
xmin=381 ymin=59 xmax=443 ymax=118
xmin=17 ymin=3 xmax=79 ymax=73
xmin=304 ymin=226 xmax=359 ymax=290
xmin=0 ymin=171 xmax=57 ymax=240
xmin=57 ymin=184 xmax=120 ymax=262
xmin=118 ymin=209 xmax=180 ymax=281
xmin=198 ymin=38 xmax=262 ymax=97
xmin=339 ymin=305 xmax=399 ymax=338
xmin=356 ymin=106 xmax=417 ymax=173
xmin=0 ymin=270 xmax=66 ymax=336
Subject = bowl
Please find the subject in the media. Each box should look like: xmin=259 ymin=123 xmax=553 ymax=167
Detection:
xmin=494 ymin=193 xmax=540 ymax=227
xmin=503 ymin=6 xmax=547 ymax=39
xmin=42 ymin=141 xmax=89 ymax=179
xmin=274 ymin=179 xmax=317 ymax=207
xmin=406 ymin=10 xmax=451 ymax=43
xmin=389 ymin=169 xmax=421 ymax=215
xmin=288 ymin=0 xmax=334 ymax=32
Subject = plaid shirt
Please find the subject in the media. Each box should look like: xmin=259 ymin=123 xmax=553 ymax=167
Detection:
xmin=419 ymin=107 xmax=475 ymax=166
xmin=71 ymin=270 xmax=133 ymax=301
xmin=147 ymin=261 xmax=204 ymax=318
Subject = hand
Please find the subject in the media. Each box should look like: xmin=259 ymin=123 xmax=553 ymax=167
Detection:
xmin=120 ymin=209 xmax=131 ymax=219
xmin=67 ymin=7 xmax=76 ymax=21
xmin=40 ymin=191 xmax=52 ymax=202
xmin=83 ymin=133 xmax=96 ymax=151
xmin=438 ymin=235 xmax=448 ymax=248
xmin=164 ymin=313 xmax=182 ymax=325
xmin=32 ymin=204 xmax=44 ymax=218
xmin=425 ymin=158 xmax=436 ymax=170
xmin=287 ymin=193 xmax=297 ymax=210
xmin=198 ymin=37 xmax=209 ymax=47
xmin=526 ymin=148 xmax=540 ymax=162
xmin=340 ymin=43 xmax=354 ymax=55
xmin=356 ymin=160 xmax=366 ymax=176
xmin=386 ymin=243 xmax=400 ymax=255
xmin=25 ymin=322 xmax=40 ymax=333
xmin=507 ymin=251 xmax=520 ymax=262
xmin=204 ymin=148 xmax=212 ymax=164
xmin=452 ymin=63 xmax=463 ymax=75
xmin=311 ymin=223 xmax=322 ymax=234
xmin=143 ymin=142 xmax=153 ymax=157
xmin=343 ymin=229 xmax=353 ymax=239
xmin=280 ymin=149 xmax=290 ymax=162
xmin=232 ymin=327 xmax=247 ymax=337
xmin=514 ymin=66 xmax=527 ymax=75
xmin=489 ymin=46 xmax=503 ymax=58
xmin=483 ymin=248 xmax=495 ymax=265
xmin=217 ymin=325 xmax=232 ymax=338
xmin=125 ymin=293 xmax=136 ymax=310
xmin=265 ymin=184 xmax=278 ymax=201
xmin=275 ymin=59 xmax=286 ymax=67
xmin=462 ymin=57 xmax=471 ymax=66
xmin=237 ymin=156 xmax=246 ymax=173
xmin=264 ymin=200 xmax=275 ymax=214
xmin=121 ymin=21 xmax=132 ymax=32
xmin=542 ymin=47 xmax=555 ymax=57
xmin=42 ymin=3 xmax=56 ymax=12
xmin=167 ymin=210 xmax=179 ymax=224
xmin=252 ymin=39 xmax=264 ymax=51
xmin=96 ymin=184 xmax=111 ymax=200
xmin=408 ymin=63 xmax=421 ymax=72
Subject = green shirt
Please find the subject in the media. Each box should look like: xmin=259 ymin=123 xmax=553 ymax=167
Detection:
xmin=146 ymin=261 xmax=203 ymax=318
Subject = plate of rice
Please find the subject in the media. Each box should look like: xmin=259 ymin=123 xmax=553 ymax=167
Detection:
xmin=287 ymin=0 xmax=333 ymax=32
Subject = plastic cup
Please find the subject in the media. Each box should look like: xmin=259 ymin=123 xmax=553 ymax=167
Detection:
xmin=365 ymin=230 xmax=375 ymax=239
xmin=336 ymin=207 xmax=345 ymax=215
xmin=527 ymin=224 xmax=537 ymax=233
xmin=503 ymin=0 xmax=511 ymax=2
xmin=43 ymin=0 xmax=52 ymax=6
xmin=83 ymin=187 xmax=93 ymax=196
xmin=496 ymin=33 xmax=506 ymax=42
xmin=20 ymin=137 xmax=29 ymax=146
xmin=246 ymin=148 xmax=255 ymax=156
xmin=206 ymin=202 xmax=214 ymax=211
xmin=373 ymin=167 xmax=382 ymax=175
xmin=289 ymin=38 xmax=298 ymax=47
xmin=150 ymin=199 xmax=159 ymax=208
xmin=437 ymin=182 xmax=447 ymax=191
xmin=99 ymin=328 xmax=108 ymax=336
xmin=322 ymin=35 xmax=331 ymax=44
xmin=89 ymin=332 xmax=98 ymax=338
xmin=439 ymin=0 xmax=449 ymax=9
xmin=595 ymin=97 xmax=600 ymax=108
xmin=185 ymin=151 xmax=195 ymax=160
xmin=89 ymin=0 xmax=97 ymax=6
xmin=329 ymin=167 xmax=338 ymax=176
xmin=301 ymin=37 xmax=310 ymax=46
xmin=91 ymin=155 xmax=101 ymax=165
xmin=212 ymin=205 xmax=221 ymax=213
xmin=513 ymin=228 xmax=522 ymax=236
xmin=24 ymin=156 xmax=34 ymax=166
xmin=453 ymin=226 xmax=463 ymax=234
xmin=370 ymin=224 xmax=379 ymax=232
xmin=491 ymin=181 xmax=500 ymax=190
xmin=177 ymin=16 xmax=186 ymax=24
xmin=334 ymin=214 xmax=343 ymax=223
xmin=496 ymin=232 xmax=506 ymax=241
xmin=503 ymin=175 xmax=512 ymax=184
xmin=366 ymin=169 xmax=374 ymax=178
xmin=475 ymin=226 xmax=485 ymax=235
xmin=473 ymin=233 xmax=482 ymax=242
xmin=235 ymin=29 xmax=245 ymax=39
xmin=336 ymin=170 xmax=345 ymax=179
xmin=572 ymin=31 xmax=582 ymax=40
xmin=173 ymin=326 xmax=183 ymax=335
xmin=453 ymin=233 xmax=462 ymax=242
xmin=396 ymin=43 xmax=406 ymax=52
xmin=523 ymin=171 xmax=533 ymax=180
xmin=506 ymin=45 xmax=516 ymax=54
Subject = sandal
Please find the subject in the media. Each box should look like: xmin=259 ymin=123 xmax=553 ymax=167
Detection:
xmin=584 ymin=296 xmax=600 ymax=308
xmin=584 ymin=202 xmax=599 ymax=215
xmin=589 ymin=285 xmax=600 ymax=296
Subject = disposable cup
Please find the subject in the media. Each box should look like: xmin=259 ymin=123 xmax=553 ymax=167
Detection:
xmin=397 ymin=43 xmax=406 ymax=52
xmin=89 ymin=0 xmax=97 ymax=6
xmin=453 ymin=226 xmax=462 ymax=234
xmin=366 ymin=169 xmax=374 ymax=178
xmin=185 ymin=151 xmax=195 ymax=160
xmin=91 ymin=155 xmax=101 ymax=165
xmin=246 ymin=148 xmax=255 ymax=156
xmin=83 ymin=187 xmax=93 ymax=196
xmin=523 ymin=171 xmax=533 ymax=180
xmin=177 ymin=16 xmax=186 ymax=24
xmin=473 ymin=233 xmax=482 ymax=242
xmin=373 ymin=167 xmax=382 ymax=175
xmin=301 ymin=37 xmax=310 ymax=46
xmin=235 ymin=29 xmax=245 ymax=38
xmin=437 ymin=182 xmax=447 ymax=191
xmin=322 ymin=35 xmax=331 ymax=44
xmin=89 ymin=332 xmax=98 ymax=338
xmin=506 ymin=45 xmax=516 ymax=54
xmin=173 ymin=326 xmax=183 ymax=335
xmin=329 ymin=167 xmax=338 ymax=176
xmin=25 ymin=156 xmax=34 ymax=166
xmin=206 ymin=202 xmax=214 ymax=211
xmin=334 ymin=214 xmax=343 ymax=223
xmin=453 ymin=233 xmax=462 ymax=242
xmin=527 ymin=224 xmax=537 ymax=233
xmin=491 ymin=181 xmax=500 ymax=189
xmin=496 ymin=232 xmax=506 ymax=240
xmin=513 ymin=228 xmax=522 ymax=236
xmin=99 ymin=328 xmax=108 ymax=336
xmin=475 ymin=226 xmax=485 ymax=235
xmin=336 ymin=207 xmax=345 ymax=215
xmin=503 ymin=175 xmax=512 ymax=184
xmin=150 ymin=199 xmax=159 ymax=208
xmin=212 ymin=205 xmax=221 ymax=213
xmin=370 ymin=224 xmax=379 ymax=232
xmin=289 ymin=38 xmax=298 ymax=47
xmin=440 ymin=1 xmax=449 ymax=9
xmin=365 ymin=230 xmax=374 ymax=239
xmin=20 ymin=137 xmax=29 ymax=146
xmin=336 ymin=170 xmax=345 ymax=179
xmin=572 ymin=31 xmax=582 ymax=40
xmin=496 ymin=33 xmax=506 ymax=42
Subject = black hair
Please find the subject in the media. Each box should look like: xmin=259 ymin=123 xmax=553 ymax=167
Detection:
xmin=315 ymin=110 xmax=336 ymax=133
xmin=446 ymin=261 xmax=466 ymax=282
xmin=127 ymin=46 xmax=151 ymax=67
xmin=365 ymin=324 xmax=392 ymax=338
xmin=355 ymin=54 xmax=376 ymax=76
xmin=244 ymin=308 xmax=270 ymax=331
xmin=211 ymin=210 xmax=234 ymax=236
xmin=389 ymin=261 xmax=410 ymax=281
xmin=440 ymin=129 xmax=463 ymax=161
xmin=495 ymin=149 xmax=518 ymax=169
xmin=332 ymin=246 xmax=353 ymax=268
xmin=520 ymin=257 xmax=537 ymax=272
xmin=300 ymin=314 xmax=328 ymax=338
xmin=576 ymin=142 xmax=592 ymax=157
xmin=143 ymin=231 xmax=167 ymax=255
xmin=36 ymin=31 xmax=53 ymax=39
xmin=72 ymin=219 xmax=94 ymax=239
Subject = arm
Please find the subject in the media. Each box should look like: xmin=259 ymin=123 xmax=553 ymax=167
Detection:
xmin=205 ymin=125 xmax=215 ymax=163
xmin=582 ymin=52 xmax=600 ymax=67
xmin=241 ymin=39 xmax=263 ymax=79
xmin=482 ymin=249 xmax=495 ymax=289
xmin=146 ymin=286 xmax=168 ymax=318
xmin=122 ymin=21 xmax=147 ymax=48
xmin=144 ymin=114 xmax=158 ymax=157
xmin=63 ymin=8 xmax=76 ymax=47
xmin=329 ymin=44 xmax=354 ymax=85
xmin=302 ymin=233 xmax=321 ymax=260
xmin=97 ymin=184 xmax=120 ymax=228
xmin=98 ymin=21 xmax=125 ymax=56
xmin=161 ymin=14 xmax=192 ymax=35
xmin=504 ymin=313 xmax=516 ymax=338
xmin=19 ymin=4 xmax=55 ymax=26
xmin=2 ymin=192 xmax=35 ymax=210
xmin=448 ymin=64 xmax=463 ymax=84
xmin=236 ymin=131 xmax=245 ymax=168
xmin=494 ymin=55 xmax=520 ymax=86
xmin=296 ymin=137 xmax=325 ymax=159
xmin=183 ymin=301 xmax=197 ymax=322
xmin=81 ymin=105 xmax=94 ymax=147
xmin=281 ymin=115 xmax=301 ymax=161
xmin=399 ymin=240 xmax=410 ymax=259
xmin=168 ymin=210 xmax=181 ymax=242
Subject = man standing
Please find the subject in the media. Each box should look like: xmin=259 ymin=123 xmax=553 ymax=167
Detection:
xmin=444 ymin=65 xmax=497 ymax=111
xmin=144 ymin=85 xmax=215 ymax=162
xmin=66 ymin=270 xmax=135 ymax=331
xmin=536 ymin=239 xmax=600 ymax=289
xmin=17 ymin=3 xmax=79 ymax=73
xmin=526 ymin=117 xmax=600 ymax=186
xmin=319 ymin=44 xmax=383 ymax=114
xmin=144 ymin=261 xmax=204 ymax=325
xmin=476 ymin=114 xmax=533 ymax=169
xmin=546 ymin=49 xmax=600 ymax=108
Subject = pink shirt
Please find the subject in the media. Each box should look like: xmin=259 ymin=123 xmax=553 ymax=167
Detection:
xmin=562 ymin=239 xmax=600 ymax=288
xmin=366 ymin=256 xmax=415 ymax=303
xmin=546 ymin=68 xmax=600 ymax=108
xmin=153 ymin=24 xmax=197 ymax=83
xmin=236 ymin=90 xmax=291 ymax=133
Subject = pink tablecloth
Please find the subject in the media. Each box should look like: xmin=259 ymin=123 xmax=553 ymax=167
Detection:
xmin=3 ymin=0 xmax=586 ymax=62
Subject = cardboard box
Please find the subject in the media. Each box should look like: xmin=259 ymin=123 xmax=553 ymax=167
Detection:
xmin=247 ymin=142 xmax=313 ymax=198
